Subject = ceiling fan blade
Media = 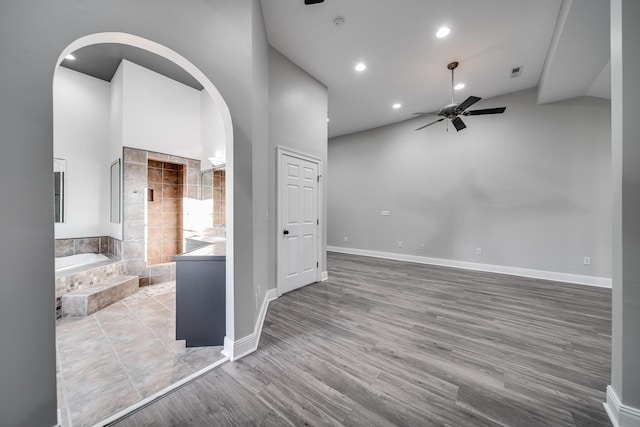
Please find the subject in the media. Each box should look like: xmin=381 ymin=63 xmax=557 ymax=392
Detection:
xmin=464 ymin=107 xmax=507 ymax=116
xmin=415 ymin=118 xmax=445 ymax=131
xmin=412 ymin=112 xmax=437 ymax=116
xmin=451 ymin=117 xmax=467 ymax=132
xmin=456 ymin=96 xmax=482 ymax=112
xmin=304 ymin=0 xmax=324 ymax=4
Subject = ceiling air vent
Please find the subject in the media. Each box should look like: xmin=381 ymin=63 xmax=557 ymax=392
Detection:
xmin=510 ymin=65 xmax=523 ymax=78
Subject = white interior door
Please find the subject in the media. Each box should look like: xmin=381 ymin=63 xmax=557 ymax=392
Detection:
xmin=279 ymin=152 xmax=319 ymax=294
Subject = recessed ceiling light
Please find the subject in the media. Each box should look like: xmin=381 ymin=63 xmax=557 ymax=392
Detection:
xmin=436 ymin=27 xmax=451 ymax=38
xmin=454 ymin=83 xmax=465 ymax=90
xmin=392 ymin=103 xmax=402 ymax=109
xmin=355 ymin=62 xmax=367 ymax=72
xmin=65 ymin=54 xmax=76 ymax=60
xmin=326 ymin=118 xmax=330 ymax=122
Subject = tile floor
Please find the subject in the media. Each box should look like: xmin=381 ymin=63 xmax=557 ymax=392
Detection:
xmin=56 ymin=281 xmax=226 ymax=427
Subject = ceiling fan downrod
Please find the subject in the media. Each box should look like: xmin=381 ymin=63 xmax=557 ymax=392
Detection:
xmin=447 ymin=61 xmax=458 ymax=104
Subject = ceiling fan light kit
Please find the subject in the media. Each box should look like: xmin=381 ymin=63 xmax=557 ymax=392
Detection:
xmin=415 ymin=61 xmax=507 ymax=132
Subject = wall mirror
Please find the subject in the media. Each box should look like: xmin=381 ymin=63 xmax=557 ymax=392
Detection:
xmin=54 ymin=158 xmax=66 ymax=223
xmin=110 ymin=159 xmax=121 ymax=224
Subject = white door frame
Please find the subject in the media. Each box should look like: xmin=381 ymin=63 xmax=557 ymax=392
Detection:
xmin=276 ymin=146 xmax=323 ymax=297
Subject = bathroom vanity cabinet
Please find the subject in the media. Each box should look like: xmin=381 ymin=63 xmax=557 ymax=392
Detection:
xmin=174 ymin=243 xmax=226 ymax=347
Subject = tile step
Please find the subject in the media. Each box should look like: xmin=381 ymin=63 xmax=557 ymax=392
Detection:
xmin=61 ymin=276 xmax=139 ymax=317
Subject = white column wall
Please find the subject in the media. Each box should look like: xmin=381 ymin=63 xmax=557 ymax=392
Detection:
xmin=607 ymin=0 xmax=640 ymax=425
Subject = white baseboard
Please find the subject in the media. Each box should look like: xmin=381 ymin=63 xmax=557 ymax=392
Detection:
xmin=223 ymin=288 xmax=278 ymax=362
xmin=604 ymin=385 xmax=640 ymax=427
xmin=320 ymin=270 xmax=329 ymax=281
xmin=327 ymin=246 xmax=612 ymax=288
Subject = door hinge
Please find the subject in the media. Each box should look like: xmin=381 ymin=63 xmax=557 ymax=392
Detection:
xmin=317 ymin=219 xmax=319 ymax=225
xmin=317 ymin=261 xmax=319 ymax=268
xmin=317 ymin=175 xmax=321 ymax=182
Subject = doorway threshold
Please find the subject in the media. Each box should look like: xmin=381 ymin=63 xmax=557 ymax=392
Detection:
xmin=95 ymin=357 xmax=229 ymax=427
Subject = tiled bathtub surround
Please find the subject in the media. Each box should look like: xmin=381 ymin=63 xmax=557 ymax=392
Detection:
xmin=55 ymin=236 xmax=122 ymax=259
xmin=55 ymin=260 xmax=125 ymax=319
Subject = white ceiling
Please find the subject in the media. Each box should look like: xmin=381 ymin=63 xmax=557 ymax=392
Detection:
xmin=261 ymin=0 xmax=610 ymax=138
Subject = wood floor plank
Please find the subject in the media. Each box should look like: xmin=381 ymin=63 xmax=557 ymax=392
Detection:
xmin=113 ymin=252 xmax=612 ymax=426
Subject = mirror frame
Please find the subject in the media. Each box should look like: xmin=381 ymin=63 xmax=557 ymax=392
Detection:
xmin=54 ymin=158 xmax=66 ymax=223
xmin=110 ymin=159 xmax=121 ymax=224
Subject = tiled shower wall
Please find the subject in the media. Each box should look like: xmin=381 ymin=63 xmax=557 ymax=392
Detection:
xmin=147 ymin=160 xmax=184 ymax=265
xmin=213 ymin=169 xmax=226 ymax=232
xmin=123 ymin=147 xmax=201 ymax=286
xmin=55 ymin=236 xmax=122 ymax=259
xmin=199 ymin=168 xmax=226 ymax=237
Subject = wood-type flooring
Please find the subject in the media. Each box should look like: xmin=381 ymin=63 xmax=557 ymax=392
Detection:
xmin=113 ymin=251 xmax=612 ymax=427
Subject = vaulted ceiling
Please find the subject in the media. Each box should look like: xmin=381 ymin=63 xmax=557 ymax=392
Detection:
xmin=60 ymin=1 xmax=610 ymax=140
xmin=261 ymin=0 xmax=610 ymax=138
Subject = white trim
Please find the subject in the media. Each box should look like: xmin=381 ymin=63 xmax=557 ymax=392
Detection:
xmin=53 ymin=408 xmax=61 ymax=427
xmin=90 ymin=356 xmax=229 ymax=427
xmin=328 ymin=246 xmax=612 ymax=288
xmin=276 ymin=146 xmax=324 ymax=297
xmin=222 ymin=288 xmax=278 ymax=361
xmin=321 ymin=270 xmax=329 ymax=281
xmin=604 ymin=385 xmax=640 ymax=427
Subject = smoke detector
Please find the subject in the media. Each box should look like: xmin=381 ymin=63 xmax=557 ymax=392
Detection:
xmin=334 ymin=16 xmax=345 ymax=27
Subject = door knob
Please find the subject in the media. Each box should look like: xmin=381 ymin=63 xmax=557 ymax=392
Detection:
xmin=283 ymin=229 xmax=289 ymax=235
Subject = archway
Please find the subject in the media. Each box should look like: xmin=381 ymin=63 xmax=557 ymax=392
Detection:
xmin=53 ymin=32 xmax=235 ymax=425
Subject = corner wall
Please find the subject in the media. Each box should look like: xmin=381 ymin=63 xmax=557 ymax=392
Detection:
xmin=607 ymin=0 xmax=640 ymax=425
xmin=328 ymin=89 xmax=611 ymax=282
xmin=121 ymin=60 xmax=202 ymax=160
xmin=268 ymin=47 xmax=329 ymax=289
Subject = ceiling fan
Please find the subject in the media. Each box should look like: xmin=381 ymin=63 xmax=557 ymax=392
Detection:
xmin=304 ymin=0 xmax=324 ymax=4
xmin=414 ymin=61 xmax=506 ymax=132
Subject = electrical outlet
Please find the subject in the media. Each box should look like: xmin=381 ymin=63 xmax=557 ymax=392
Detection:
xmin=344 ymin=236 xmax=348 ymax=242
xmin=397 ymin=241 xmax=403 ymax=248
xmin=419 ymin=243 xmax=425 ymax=250
xmin=476 ymin=248 xmax=482 ymax=255
xmin=584 ymin=256 xmax=591 ymax=265
xmin=381 ymin=210 xmax=390 ymax=216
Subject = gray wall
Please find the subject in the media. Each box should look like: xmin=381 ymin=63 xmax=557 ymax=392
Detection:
xmin=250 ymin=0 xmax=270 ymax=322
xmin=328 ymin=88 xmax=611 ymax=279
xmin=0 ymin=0 xmax=264 ymax=424
xmin=268 ymin=47 xmax=329 ymax=287
xmin=610 ymin=0 xmax=640 ymax=415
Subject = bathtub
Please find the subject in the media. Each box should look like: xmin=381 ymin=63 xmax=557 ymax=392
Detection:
xmin=55 ymin=254 xmax=125 ymax=318
xmin=55 ymin=253 xmax=111 ymax=273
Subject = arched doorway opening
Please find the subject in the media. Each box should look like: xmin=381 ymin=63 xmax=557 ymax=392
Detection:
xmin=53 ymin=32 xmax=234 ymax=426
